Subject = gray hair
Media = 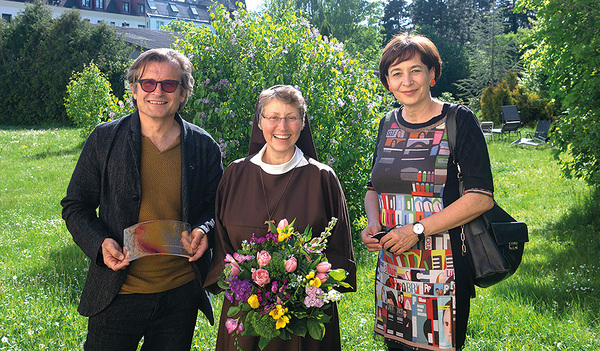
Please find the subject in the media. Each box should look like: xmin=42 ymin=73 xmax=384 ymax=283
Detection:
xmin=126 ymin=48 xmax=194 ymax=111
xmin=257 ymin=85 xmax=307 ymax=121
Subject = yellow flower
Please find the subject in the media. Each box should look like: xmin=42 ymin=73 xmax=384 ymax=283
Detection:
xmin=305 ymin=271 xmax=315 ymax=280
xmin=275 ymin=315 xmax=290 ymax=329
xmin=248 ymin=294 xmax=259 ymax=309
xmin=309 ymin=277 xmax=322 ymax=288
xmin=269 ymin=305 xmax=287 ymax=320
xmin=277 ymin=228 xmax=292 ymax=242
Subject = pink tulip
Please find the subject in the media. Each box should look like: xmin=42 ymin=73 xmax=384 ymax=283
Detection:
xmin=252 ymin=268 xmax=270 ymax=287
xmin=316 ymin=261 xmax=332 ymax=273
xmin=257 ymin=250 xmax=272 ymax=267
xmin=316 ymin=272 xmax=329 ymax=283
xmin=285 ymin=257 xmax=297 ymax=273
xmin=277 ymin=219 xmax=289 ymax=230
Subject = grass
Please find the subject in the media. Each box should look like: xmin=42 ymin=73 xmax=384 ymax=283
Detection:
xmin=0 ymin=127 xmax=599 ymax=350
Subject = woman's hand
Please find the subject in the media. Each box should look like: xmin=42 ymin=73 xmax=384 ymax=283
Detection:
xmin=360 ymin=221 xmax=383 ymax=252
xmin=380 ymin=224 xmax=419 ymax=254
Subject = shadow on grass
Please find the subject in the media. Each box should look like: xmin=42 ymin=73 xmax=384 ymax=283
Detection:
xmin=18 ymin=243 xmax=89 ymax=306
xmin=30 ymin=141 xmax=84 ymax=160
xmin=496 ymin=187 xmax=600 ymax=319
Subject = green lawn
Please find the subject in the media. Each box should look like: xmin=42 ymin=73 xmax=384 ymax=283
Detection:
xmin=0 ymin=127 xmax=598 ymax=350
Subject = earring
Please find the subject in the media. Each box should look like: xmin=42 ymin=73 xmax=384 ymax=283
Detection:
xmin=430 ymin=80 xmax=436 ymax=87
xmin=389 ymin=86 xmax=393 ymax=92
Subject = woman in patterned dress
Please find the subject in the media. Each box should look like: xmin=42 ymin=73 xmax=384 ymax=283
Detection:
xmin=361 ymin=34 xmax=495 ymax=351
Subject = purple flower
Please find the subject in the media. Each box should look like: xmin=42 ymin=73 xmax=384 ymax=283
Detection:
xmin=328 ymin=156 xmax=335 ymax=166
xmin=224 ymin=290 xmax=233 ymax=303
xmin=198 ymin=112 xmax=206 ymax=119
xmin=231 ymin=37 xmax=238 ymax=46
xmin=227 ymin=275 xmax=253 ymax=302
xmin=304 ymin=285 xmax=325 ymax=308
xmin=220 ymin=79 xmax=231 ymax=88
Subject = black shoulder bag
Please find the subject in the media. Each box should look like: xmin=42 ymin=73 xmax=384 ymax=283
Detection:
xmin=446 ymin=104 xmax=529 ymax=289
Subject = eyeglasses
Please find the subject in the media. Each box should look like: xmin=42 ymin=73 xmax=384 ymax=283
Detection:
xmin=136 ymin=79 xmax=181 ymax=93
xmin=261 ymin=114 xmax=303 ymax=125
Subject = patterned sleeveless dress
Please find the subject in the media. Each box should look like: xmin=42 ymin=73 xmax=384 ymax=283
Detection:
xmin=369 ymin=108 xmax=457 ymax=350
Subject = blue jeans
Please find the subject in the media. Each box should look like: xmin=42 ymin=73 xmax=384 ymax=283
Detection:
xmin=84 ymin=280 xmax=201 ymax=351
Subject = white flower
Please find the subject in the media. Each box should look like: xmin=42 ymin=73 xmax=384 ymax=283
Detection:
xmin=2 ymin=336 xmax=8 ymax=343
xmin=28 ymin=329 xmax=34 ymax=336
xmin=325 ymin=289 xmax=342 ymax=302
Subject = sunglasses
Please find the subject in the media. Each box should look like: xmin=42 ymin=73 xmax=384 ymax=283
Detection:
xmin=136 ymin=79 xmax=181 ymax=93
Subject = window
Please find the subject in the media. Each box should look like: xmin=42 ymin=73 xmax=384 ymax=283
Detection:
xmin=156 ymin=21 xmax=165 ymax=30
xmin=147 ymin=0 xmax=156 ymax=11
xmin=168 ymin=3 xmax=179 ymax=12
xmin=122 ymin=2 xmax=129 ymax=13
xmin=95 ymin=0 xmax=104 ymax=9
xmin=138 ymin=3 xmax=145 ymax=14
xmin=82 ymin=0 xmax=90 ymax=7
xmin=2 ymin=13 xmax=11 ymax=22
xmin=189 ymin=6 xmax=198 ymax=16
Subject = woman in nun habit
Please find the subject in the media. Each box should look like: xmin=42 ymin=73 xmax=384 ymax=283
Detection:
xmin=204 ymin=85 xmax=356 ymax=351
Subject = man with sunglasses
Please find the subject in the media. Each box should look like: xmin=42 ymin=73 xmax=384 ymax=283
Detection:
xmin=62 ymin=48 xmax=223 ymax=350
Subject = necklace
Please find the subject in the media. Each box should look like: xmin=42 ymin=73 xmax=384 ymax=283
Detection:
xmin=259 ymin=166 xmax=297 ymax=223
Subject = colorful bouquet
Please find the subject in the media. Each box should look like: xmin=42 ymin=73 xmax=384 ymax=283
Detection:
xmin=217 ymin=217 xmax=350 ymax=350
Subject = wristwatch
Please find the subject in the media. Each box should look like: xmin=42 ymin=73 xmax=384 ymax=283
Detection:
xmin=413 ymin=222 xmax=425 ymax=242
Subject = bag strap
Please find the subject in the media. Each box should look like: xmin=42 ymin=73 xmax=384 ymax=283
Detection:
xmin=445 ymin=103 xmax=460 ymax=172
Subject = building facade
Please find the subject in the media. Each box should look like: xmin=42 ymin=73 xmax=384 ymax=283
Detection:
xmin=1 ymin=0 xmax=238 ymax=29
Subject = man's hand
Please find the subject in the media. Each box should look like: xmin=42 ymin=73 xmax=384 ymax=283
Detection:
xmin=101 ymin=238 xmax=130 ymax=271
xmin=182 ymin=228 xmax=209 ymax=262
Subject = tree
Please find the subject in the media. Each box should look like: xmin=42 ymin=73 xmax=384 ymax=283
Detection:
xmin=454 ymin=3 xmax=522 ymax=106
xmin=409 ymin=0 xmax=476 ymax=45
xmin=517 ymin=0 xmax=600 ymax=185
xmin=264 ymin=0 xmax=384 ymax=68
xmin=380 ymin=0 xmax=410 ymax=44
xmin=0 ymin=1 xmax=131 ymax=126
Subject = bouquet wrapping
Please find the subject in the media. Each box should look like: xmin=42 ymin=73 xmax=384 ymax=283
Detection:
xmin=217 ymin=218 xmax=350 ymax=350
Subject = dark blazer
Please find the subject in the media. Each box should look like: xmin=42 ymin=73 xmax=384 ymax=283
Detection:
xmin=61 ymin=111 xmax=223 ymax=323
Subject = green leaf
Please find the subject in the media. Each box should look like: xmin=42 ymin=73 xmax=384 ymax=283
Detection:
xmin=328 ymin=269 xmax=347 ymax=281
xmin=227 ymin=304 xmax=241 ymax=318
xmin=258 ymin=336 xmax=271 ymax=350
xmin=288 ymin=319 xmax=308 ymax=337
xmin=307 ymin=319 xmax=325 ymax=340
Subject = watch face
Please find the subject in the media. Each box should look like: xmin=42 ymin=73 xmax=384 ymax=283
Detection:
xmin=413 ymin=222 xmax=425 ymax=235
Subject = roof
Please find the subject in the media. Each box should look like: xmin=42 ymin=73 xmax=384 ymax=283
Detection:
xmin=146 ymin=0 xmax=211 ymax=23
xmin=114 ymin=26 xmax=181 ymax=49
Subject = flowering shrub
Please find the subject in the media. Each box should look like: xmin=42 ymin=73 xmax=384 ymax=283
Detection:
xmin=172 ymin=5 xmax=384 ymax=232
xmin=64 ymin=62 xmax=113 ymax=137
xmin=218 ymin=218 xmax=350 ymax=350
xmin=65 ymin=62 xmax=134 ymax=137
